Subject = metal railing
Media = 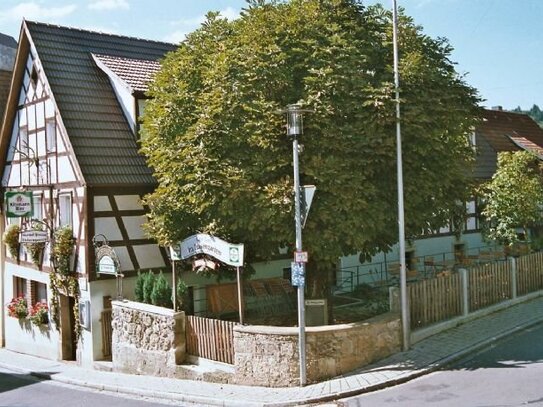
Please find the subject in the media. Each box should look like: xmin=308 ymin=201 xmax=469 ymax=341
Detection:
xmin=336 ymin=245 xmax=506 ymax=293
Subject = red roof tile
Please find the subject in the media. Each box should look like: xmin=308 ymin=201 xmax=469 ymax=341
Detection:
xmin=92 ymin=53 xmax=161 ymax=92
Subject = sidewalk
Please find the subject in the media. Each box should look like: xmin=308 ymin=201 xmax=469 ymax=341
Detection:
xmin=2 ymin=295 xmax=543 ymax=407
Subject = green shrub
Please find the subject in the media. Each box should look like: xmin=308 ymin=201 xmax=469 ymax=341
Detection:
xmin=151 ymin=271 xmax=172 ymax=308
xmin=134 ymin=270 xmax=144 ymax=302
xmin=142 ymin=270 xmax=155 ymax=304
xmin=176 ymin=279 xmax=188 ymax=310
xmin=53 ymin=226 xmax=74 ymax=274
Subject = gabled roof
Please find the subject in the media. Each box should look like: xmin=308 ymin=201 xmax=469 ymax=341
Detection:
xmin=7 ymin=21 xmax=176 ymax=187
xmin=92 ymin=53 xmax=161 ymax=93
xmin=0 ymin=33 xmax=17 ymax=49
xmin=478 ymin=109 xmax=543 ymax=152
xmin=474 ymin=109 xmax=543 ymax=179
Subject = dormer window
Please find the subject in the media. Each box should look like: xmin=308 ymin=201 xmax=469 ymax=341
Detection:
xmin=136 ymin=98 xmax=148 ymax=140
xmin=469 ymin=132 xmax=476 ymax=152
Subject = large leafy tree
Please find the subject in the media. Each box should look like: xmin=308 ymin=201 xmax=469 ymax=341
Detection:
xmin=141 ymin=0 xmax=480 ymax=302
xmin=481 ymin=151 xmax=543 ymax=246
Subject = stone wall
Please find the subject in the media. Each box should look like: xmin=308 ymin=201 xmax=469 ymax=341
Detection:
xmin=111 ymin=300 xmax=185 ymax=377
xmin=234 ymin=312 xmax=401 ymax=387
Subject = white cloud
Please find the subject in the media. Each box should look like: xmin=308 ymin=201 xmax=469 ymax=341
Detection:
xmin=88 ymin=0 xmax=130 ymax=11
xmin=0 ymin=2 xmax=77 ymax=22
xmin=219 ymin=7 xmax=239 ymax=21
xmin=164 ymin=7 xmax=240 ymax=44
xmin=163 ymin=30 xmax=189 ymax=44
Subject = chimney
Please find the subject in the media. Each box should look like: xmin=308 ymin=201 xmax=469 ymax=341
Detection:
xmin=492 ymin=105 xmax=503 ymax=111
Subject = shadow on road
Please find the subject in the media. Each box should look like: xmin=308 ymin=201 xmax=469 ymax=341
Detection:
xmin=0 ymin=370 xmax=51 ymax=394
xmin=444 ymin=324 xmax=543 ymax=371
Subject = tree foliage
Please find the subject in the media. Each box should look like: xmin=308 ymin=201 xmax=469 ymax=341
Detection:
xmin=141 ymin=0 xmax=480 ymax=296
xmin=481 ymin=151 xmax=543 ymax=245
xmin=151 ymin=271 xmax=173 ymax=308
xmin=513 ymin=104 xmax=543 ymax=128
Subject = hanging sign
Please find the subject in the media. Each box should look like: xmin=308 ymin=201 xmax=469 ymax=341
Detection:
xmin=179 ymin=233 xmax=244 ymax=267
xmin=5 ymin=191 xmax=33 ymax=218
xmin=95 ymin=244 xmax=120 ymax=275
xmin=20 ymin=229 xmax=48 ymax=243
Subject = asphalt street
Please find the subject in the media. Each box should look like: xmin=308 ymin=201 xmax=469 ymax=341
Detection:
xmin=338 ymin=322 xmax=543 ymax=406
xmin=0 ymin=366 xmax=188 ymax=407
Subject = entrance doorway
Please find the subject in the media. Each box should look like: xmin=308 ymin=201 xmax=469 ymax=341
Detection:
xmin=59 ymin=295 xmax=77 ymax=361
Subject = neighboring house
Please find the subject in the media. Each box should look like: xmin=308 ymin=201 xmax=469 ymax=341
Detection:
xmin=0 ymin=32 xmax=17 ymax=348
xmin=0 ymin=21 xmax=176 ymax=366
xmin=338 ymin=107 xmax=543 ymax=288
xmin=0 ymin=33 xmax=17 ymax=121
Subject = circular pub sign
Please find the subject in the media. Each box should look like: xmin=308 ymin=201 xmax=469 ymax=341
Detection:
xmin=95 ymin=245 xmax=120 ymax=276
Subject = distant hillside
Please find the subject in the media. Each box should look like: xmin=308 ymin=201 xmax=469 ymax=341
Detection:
xmin=512 ymin=104 xmax=543 ymax=128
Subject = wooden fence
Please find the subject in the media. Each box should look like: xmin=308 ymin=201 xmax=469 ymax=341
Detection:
xmin=409 ymin=273 xmax=462 ymax=329
xmin=101 ymin=308 xmax=113 ymax=358
xmin=408 ymin=252 xmax=543 ymax=330
xmin=185 ymin=315 xmax=237 ymax=364
xmin=517 ymin=252 xmax=543 ymax=295
xmin=468 ymin=261 xmax=511 ymax=312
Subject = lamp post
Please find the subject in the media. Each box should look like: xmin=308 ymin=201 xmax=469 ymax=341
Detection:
xmin=392 ymin=0 xmax=410 ymax=351
xmin=285 ymin=103 xmax=310 ymax=386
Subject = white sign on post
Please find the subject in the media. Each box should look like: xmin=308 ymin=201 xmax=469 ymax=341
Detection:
xmin=294 ymin=251 xmax=308 ymax=263
xmin=179 ymin=233 xmax=244 ymax=267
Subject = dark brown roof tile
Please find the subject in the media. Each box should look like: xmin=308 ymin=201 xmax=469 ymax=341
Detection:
xmin=26 ymin=21 xmax=176 ymax=186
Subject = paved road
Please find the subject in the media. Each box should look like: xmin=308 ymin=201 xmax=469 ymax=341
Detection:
xmin=339 ymin=322 xmax=543 ymax=407
xmin=0 ymin=366 xmax=187 ymax=407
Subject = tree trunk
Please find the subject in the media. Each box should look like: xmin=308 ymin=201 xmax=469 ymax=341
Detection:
xmin=305 ymin=258 xmax=336 ymax=323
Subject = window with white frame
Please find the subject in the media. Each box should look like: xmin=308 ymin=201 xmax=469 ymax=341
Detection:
xmin=33 ymin=281 xmax=47 ymax=304
xmin=33 ymin=193 xmax=43 ymax=222
xmin=14 ymin=276 xmax=27 ymax=298
xmin=465 ymin=199 xmax=479 ymax=231
xmin=19 ymin=126 xmax=29 ymax=156
xmin=46 ymin=119 xmax=56 ymax=152
xmin=58 ymin=193 xmax=72 ymax=227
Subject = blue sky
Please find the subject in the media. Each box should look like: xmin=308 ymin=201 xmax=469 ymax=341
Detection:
xmin=0 ymin=0 xmax=541 ymax=110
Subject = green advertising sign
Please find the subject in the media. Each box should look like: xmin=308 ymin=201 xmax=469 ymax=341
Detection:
xmin=5 ymin=192 xmax=33 ymax=218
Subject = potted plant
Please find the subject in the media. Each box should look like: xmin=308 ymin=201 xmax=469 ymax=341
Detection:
xmin=7 ymin=297 xmax=28 ymax=319
xmin=3 ymin=224 xmax=20 ymax=260
xmin=24 ymin=223 xmax=46 ymax=267
xmin=29 ymin=302 xmax=49 ymax=326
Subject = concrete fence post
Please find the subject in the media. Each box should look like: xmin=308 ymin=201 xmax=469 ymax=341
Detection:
xmin=389 ymin=286 xmax=400 ymax=313
xmin=459 ymin=268 xmax=469 ymax=316
xmin=510 ymin=256 xmax=517 ymax=299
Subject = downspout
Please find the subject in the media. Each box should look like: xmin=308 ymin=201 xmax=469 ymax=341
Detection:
xmin=0 ymin=195 xmax=5 ymax=347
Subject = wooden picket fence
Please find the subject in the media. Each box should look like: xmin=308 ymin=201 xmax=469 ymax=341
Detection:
xmin=409 ymin=252 xmax=543 ymax=330
xmin=468 ymin=261 xmax=511 ymax=312
xmin=408 ymin=273 xmax=462 ymax=329
xmin=185 ymin=315 xmax=237 ymax=364
xmin=517 ymin=252 xmax=543 ymax=295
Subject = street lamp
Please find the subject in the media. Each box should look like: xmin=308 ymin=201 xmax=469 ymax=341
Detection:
xmin=284 ymin=103 xmax=311 ymax=386
xmin=392 ymin=0 xmax=410 ymax=350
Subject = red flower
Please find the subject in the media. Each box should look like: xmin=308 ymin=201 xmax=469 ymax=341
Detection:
xmin=7 ymin=297 xmax=28 ymax=319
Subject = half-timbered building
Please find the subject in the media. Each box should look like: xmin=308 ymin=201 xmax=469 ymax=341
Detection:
xmin=0 ymin=21 xmax=176 ymax=366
